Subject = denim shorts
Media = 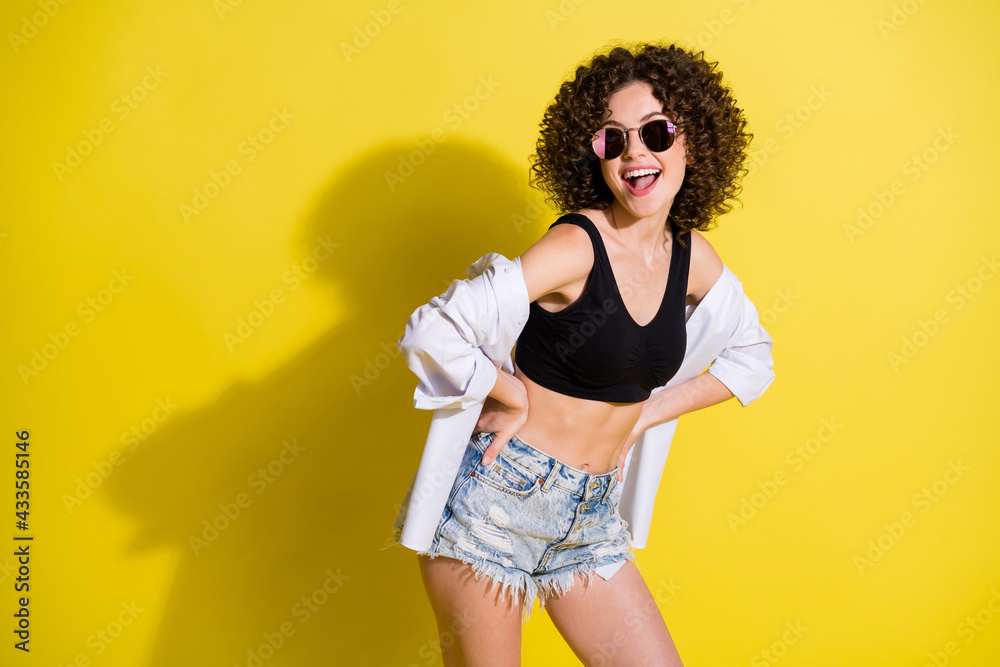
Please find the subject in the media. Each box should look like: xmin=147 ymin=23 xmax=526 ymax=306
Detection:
xmin=416 ymin=431 xmax=637 ymax=622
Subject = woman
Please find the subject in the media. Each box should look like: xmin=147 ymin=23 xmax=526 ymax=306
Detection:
xmin=388 ymin=42 xmax=774 ymax=666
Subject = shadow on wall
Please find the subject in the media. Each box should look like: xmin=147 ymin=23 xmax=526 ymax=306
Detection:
xmin=103 ymin=138 xmax=546 ymax=666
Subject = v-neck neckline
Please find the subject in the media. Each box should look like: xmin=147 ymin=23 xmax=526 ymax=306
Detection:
xmin=580 ymin=214 xmax=678 ymax=329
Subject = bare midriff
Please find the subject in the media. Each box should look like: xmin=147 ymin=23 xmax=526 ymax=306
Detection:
xmin=512 ymin=365 xmax=644 ymax=474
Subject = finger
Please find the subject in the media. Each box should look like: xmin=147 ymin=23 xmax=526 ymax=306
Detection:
xmin=481 ymin=430 xmax=510 ymax=466
xmin=616 ymin=443 xmax=633 ymax=483
xmin=616 ymin=427 xmax=642 ymax=476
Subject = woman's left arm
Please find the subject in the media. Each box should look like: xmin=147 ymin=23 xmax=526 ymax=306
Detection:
xmin=635 ymin=371 xmax=734 ymax=432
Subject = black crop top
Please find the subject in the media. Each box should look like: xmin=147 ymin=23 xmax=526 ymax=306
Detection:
xmin=513 ymin=213 xmax=690 ymax=403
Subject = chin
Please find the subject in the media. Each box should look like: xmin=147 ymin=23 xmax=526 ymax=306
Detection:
xmin=617 ymin=194 xmax=673 ymax=220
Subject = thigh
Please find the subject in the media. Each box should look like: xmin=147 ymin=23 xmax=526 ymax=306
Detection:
xmin=543 ymin=560 xmax=684 ymax=667
xmin=417 ymin=554 xmax=523 ymax=667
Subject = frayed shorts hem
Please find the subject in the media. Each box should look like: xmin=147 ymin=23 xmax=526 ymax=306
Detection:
xmin=414 ymin=547 xmax=637 ymax=624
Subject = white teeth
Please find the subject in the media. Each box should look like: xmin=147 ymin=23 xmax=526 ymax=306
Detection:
xmin=622 ymin=168 xmax=660 ymax=179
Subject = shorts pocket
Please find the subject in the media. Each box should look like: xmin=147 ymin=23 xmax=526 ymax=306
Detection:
xmin=473 ymin=453 xmax=543 ymax=498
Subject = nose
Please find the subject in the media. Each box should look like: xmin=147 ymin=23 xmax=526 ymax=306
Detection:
xmin=621 ymin=128 xmax=647 ymax=159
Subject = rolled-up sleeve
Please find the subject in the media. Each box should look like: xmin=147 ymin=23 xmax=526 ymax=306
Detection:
xmin=398 ymin=253 xmax=530 ymax=411
xmin=704 ymin=269 xmax=776 ymax=407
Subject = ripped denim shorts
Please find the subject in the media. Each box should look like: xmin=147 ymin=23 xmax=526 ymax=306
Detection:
xmin=417 ymin=431 xmax=636 ymax=622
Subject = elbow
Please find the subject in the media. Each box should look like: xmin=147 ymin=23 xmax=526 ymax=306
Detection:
xmin=396 ymin=326 xmax=417 ymax=362
xmin=706 ymin=342 xmax=775 ymax=407
xmin=397 ymin=301 xmax=438 ymax=359
xmin=396 ymin=303 xmax=435 ymax=380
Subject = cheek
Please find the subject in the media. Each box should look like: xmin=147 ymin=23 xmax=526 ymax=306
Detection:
xmin=600 ymin=163 xmax=620 ymax=190
xmin=668 ymin=148 xmax=688 ymax=174
xmin=668 ymin=164 xmax=687 ymax=187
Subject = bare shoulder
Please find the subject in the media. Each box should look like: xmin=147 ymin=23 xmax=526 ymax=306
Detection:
xmin=687 ymin=229 xmax=724 ymax=306
xmin=518 ymin=212 xmax=595 ymax=303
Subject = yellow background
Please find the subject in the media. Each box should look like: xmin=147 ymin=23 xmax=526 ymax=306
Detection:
xmin=2 ymin=0 xmax=999 ymax=665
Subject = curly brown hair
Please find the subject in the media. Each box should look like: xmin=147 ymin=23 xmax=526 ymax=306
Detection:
xmin=529 ymin=42 xmax=752 ymax=239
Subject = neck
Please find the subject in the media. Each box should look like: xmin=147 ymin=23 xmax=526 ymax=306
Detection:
xmin=609 ymin=201 xmax=673 ymax=251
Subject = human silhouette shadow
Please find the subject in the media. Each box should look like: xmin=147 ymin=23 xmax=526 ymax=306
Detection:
xmin=103 ymin=138 xmax=545 ymax=666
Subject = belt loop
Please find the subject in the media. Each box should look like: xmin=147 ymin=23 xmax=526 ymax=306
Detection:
xmin=601 ymin=474 xmax=615 ymax=503
xmin=542 ymin=461 xmax=560 ymax=492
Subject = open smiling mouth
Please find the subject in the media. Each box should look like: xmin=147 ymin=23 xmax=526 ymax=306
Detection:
xmin=622 ymin=168 xmax=661 ymax=195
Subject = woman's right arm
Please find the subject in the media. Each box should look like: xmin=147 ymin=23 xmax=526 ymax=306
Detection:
xmin=473 ymin=221 xmax=595 ymax=464
xmin=519 ymin=221 xmax=595 ymax=305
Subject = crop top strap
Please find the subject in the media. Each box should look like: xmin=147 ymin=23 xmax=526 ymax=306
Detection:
xmin=548 ymin=213 xmax=612 ymax=272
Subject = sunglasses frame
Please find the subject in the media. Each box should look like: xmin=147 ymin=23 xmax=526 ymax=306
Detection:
xmin=591 ymin=118 xmax=677 ymax=160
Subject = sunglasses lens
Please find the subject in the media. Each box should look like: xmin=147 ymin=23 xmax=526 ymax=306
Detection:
xmin=593 ymin=128 xmax=626 ymax=160
xmin=640 ymin=120 xmax=674 ymax=152
xmin=592 ymin=120 xmax=675 ymax=159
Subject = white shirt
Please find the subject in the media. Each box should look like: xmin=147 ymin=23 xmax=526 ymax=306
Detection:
xmin=390 ymin=251 xmax=775 ymax=552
